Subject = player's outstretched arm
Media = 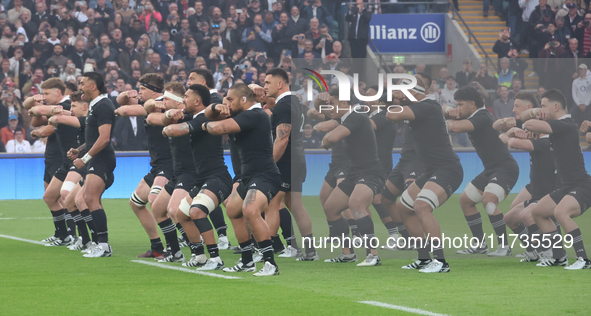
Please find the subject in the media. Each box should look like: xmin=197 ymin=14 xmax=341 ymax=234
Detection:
xmin=146 ymin=113 xmax=165 ymax=126
xmin=204 ymin=103 xmax=229 ymax=121
xmin=116 ymin=90 xmax=139 ymax=106
xmin=385 ymin=105 xmax=414 ymax=122
xmin=114 ymin=105 xmax=147 ymax=117
xmin=162 ymin=122 xmax=190 ymax=137
xmin=48 ymin=115 xmax=82 ymax=128
xmin=493 ymin=117 xmax=517 ymax=131
xmin=313 ymin=120 xmax=339 ymax=133
xmin=446 ymin=119 xmax=475 ymax=133
xmin=203 ymin=118 xmax=241 ymax=135
xmin=321 ymin=125 xmax=351 ymax=149
xmin=504 ymin=128 xmax=535 ymax=151
xmin=30 ymin=125 xmax=55 ymax=138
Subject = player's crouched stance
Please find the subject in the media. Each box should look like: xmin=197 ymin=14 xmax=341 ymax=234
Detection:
xmin=522 ymin=89 xmax=591 ymax=270
xmin=203 ymin=84 xmax=281 ymax=276
xmin=386 ymin=77 xmax=464 ymax=273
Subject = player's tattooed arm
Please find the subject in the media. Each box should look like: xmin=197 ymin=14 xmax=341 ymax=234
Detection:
xmin=321 ymin=125 xmax=351 ymax=149
xmin=273 ymin=123 xmax=291 ymax=162
xmin=203 ymin=118 xmax=241 ymax=135
xmin=162 ymin=122 xmax=191 ymax=137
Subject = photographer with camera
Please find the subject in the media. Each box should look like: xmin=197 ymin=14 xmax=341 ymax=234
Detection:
xmin=345 ymin=0 xmax=372 ymax=59
xmin=574 ymin=13 xmax=591 ymax=55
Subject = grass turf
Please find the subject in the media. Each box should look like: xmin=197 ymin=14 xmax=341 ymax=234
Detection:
xmin=1 ymin=195 xmax=590 ymax=315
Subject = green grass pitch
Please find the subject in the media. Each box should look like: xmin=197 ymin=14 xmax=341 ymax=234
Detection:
xmin=1 ymin=195 xmax=590 ymax=315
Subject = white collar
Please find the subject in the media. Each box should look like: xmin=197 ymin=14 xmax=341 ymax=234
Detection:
xmin=60 ymin=95 xmax=70 ymax=103
xmin=248 ymin=103 xmax=262 ymax=111
xmin=468 ymin=107 xmax=487 ymax=119
xmin=539 ymin=135 xmax=550 ymax=139
xmin=193 ymin=108 xmax=206 ymax=118
xmin=558 ymin=114 xmax=571 ymax=120
xmin=89 ymin=94 xmax=108 ymax=110
xmin=341 ymin=106 xmax=357 ymax=122
xmin=209 ymin=89 xmax=218 ymax=94
xmin=275 ymin=91 xmax=291 ymax=103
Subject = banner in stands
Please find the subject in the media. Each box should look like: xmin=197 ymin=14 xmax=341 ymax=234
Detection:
xmin=369 ymin=14 xmax=445 ymax=53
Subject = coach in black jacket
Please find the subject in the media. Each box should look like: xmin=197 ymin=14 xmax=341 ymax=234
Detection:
xmin=345 ymin=0 xmax=372 ymax=59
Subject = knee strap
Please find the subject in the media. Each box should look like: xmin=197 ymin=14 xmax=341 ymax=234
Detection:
xmin=464 ymin=182 xmax=483 ymax=204
xmin=416 ymin=189 xmax=440 ymax=210
xmin=130 ymin=192 xmax=148 ymax=207
xmin=61 ymin=181 xmax=76 ymax=193
xmin=179 ymin=198 xmax=191 ymax=217
xmin=400 ymin=189 xmax=415 ymax=211
xmin=191 ymin=193 xmax=216 ymax=216
xmin=149 ymin=185 xmax=163 ymax=196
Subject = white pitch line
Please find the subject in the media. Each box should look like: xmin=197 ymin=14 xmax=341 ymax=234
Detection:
xmin=0 ymin=217 xmax=52 ymax=220
xmin=358 ymin=301 xmax=450 ymax=316
xmin=0 ymin=233 xmax=46 ymax=245
xmin=131 ymin=260 xmax=242 ymax=280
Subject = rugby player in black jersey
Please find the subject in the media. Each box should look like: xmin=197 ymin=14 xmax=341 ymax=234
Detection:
xmin=28 ymin=79 xmax=81 ymax=246
xmin=25 ymin=81 xmax=75 ymax=243
xmin=387 ymin=76 xmax=463 ymax=273
xmin=309 ymin=98 xmax=359 ymax=263
xmin=65 ymin=72 xmax=117 ymax=258
xmin=47 ymin=91 xmax=95 ymax=251
xmin=444 ymin=86 xmax=518 ymax=257
xmin=160 ymin=84 xmax=233 ymax=270
xmin=320 ymin=88 xmax=385 ymax=267
xmin=496 ymin=92 xmax=558 ymax=262
xmin=186 ymin=68 xmax=231 ymax=250
xmin=250 ymin=68 xmax=317 ymax=261
xmin=145 ymin=82 xmax=201 ymax=265
xmin=203 ymin=83 xmax=281 ymax=276
xmin=115 ymin=74 xmax=170 ymax=258
xmin=521 ymin=89 xmax=591 ymax=269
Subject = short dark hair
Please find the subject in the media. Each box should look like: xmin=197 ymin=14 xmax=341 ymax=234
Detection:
xmin=191 ymin=68 xmax=214 ymax=89
xmin=514 ymin=92 xmax=539 ymax=108
xmin=139 ymin=73 xmax=164 ymax=92
xmin=541 ymin=89 xmax=567 ymax=110
xmin=416 ymin=72 xmax=432 ymax=89
xmin=454 ymin=86 xmax=484 ymax=108
xmin=266 ymin=68 xmax=289 ymax=84
xmin=188 ymin=84 xmax=211 ymax=106
xmin=228 ymin=83 xmax=254 ymax=102
xmin=65 ymin=81 xmax=77 ymax=93
xmin=83 ymin=72 xmax=107 ymax=94
xmin=70 ymin=90 xmax=84 ymax=102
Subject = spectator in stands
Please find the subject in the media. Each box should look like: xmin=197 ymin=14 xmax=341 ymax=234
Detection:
xmin=60 ymin=60 xmax=82 ymax=83
xmin=496 ymin=57 xmax=518 ymax=87
xmin=455 ymin=58 xmax=476 ymax=88
xmin=70 ymin=39 xmax=90 ymax=70
xmin=1 ymin=114 xmax=25 ymax=145
xmin=492 ymin=85 xmax=516 ymax=119
xmin=116 ymin=0 xmax=135 ymax=25
xmin=46 ymin=44 xmax=68 ymax=70
xmin=144 ymin=52 xmax=168 ymax=73
xmin=1 ymin=89 xmax=26 ymax=129
xmin=493 ymin=27 xmax=518 ymax=70
xmin=538 ymin=37 xmax=565 ymax=90
xmin=440 ymin=76 xmax=458 ymax=108
xmin=555 ymin=17 xmax=572 ymax=45
xmin=162 ymin=41 xmax=183 ymax=65
xmin=242 ymin=13 xmax=272 ymax=54
xmin=272 ymin=12 xmax=293 ymax=60
xmin=536 ymin=86 xmax=546 ymax=103
xmin=139 ymin=2 xmax=162 ymax=32
xmin=525 ymin=0 xmax=554 ymax=59
xmin=409 ymin=63 xmax=426 ymax=75
xmin=571 ymin=63 xmax=591 ymax=126
xmin=113 ymin=115 xmax=149 ymax=151
xmin=557 ymin=1 xmax=582 ymax=32
xmin=305 ymin=17 xmax=320 ymax=40
xmin=436 ymin=67 xmax=449 ymax=89
xmin=302 ymin=0 xmax=333 ymax=27
xmin=573 ymin=12 xmax=591 ymax=55
xmin=314 ymin=24 xmax=333 ymax=56
xmin=302 ymin=123 xmax=321 ymax=149
xmin=31 ymin=136 xmax=46 ymax=153
xmin=345 ymin=0 xmax=372 ymax=59
xmin=5 ymin=129 xmax=30 ymax=153
xmin=93 ymin=34 xmax=119 ymax=70
xmin=474 ymin=62 xmax=497 ymax=89
xmin=508 ymin=48 xmax=528 ymax=80
xmin=509 ymin=78 xmax=523 ymax=99
xmin=289 ymin=6 xmax=309 ymax=36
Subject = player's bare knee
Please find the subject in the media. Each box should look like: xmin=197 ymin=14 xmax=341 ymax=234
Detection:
xmin=242 ymin=206 xmax=259 ymax=220
xmin=413 ymin=200 xmax=434 ymax=216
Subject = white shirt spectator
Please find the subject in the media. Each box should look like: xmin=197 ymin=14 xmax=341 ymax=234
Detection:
xmin=32 ymin=139 xmax=46 ymax=153
xmin=440 ymin=86 xmax=458 ymax=108
xmin=519 ymin=0 xmax=539 ymax=22
xmin=295 ymin=86 xmax=319 ymax=109
xmin=572 ymin=74 xmax=591 ymax=106
xmin=6 ymin=138 xmax=31 ymax=153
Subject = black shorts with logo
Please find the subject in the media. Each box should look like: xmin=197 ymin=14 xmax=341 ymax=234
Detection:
xmin=471 ymin=163 xmax=519 ymax=196
xmin=188 ymin=173 xmax=233 ymax=205
xmin=164 ymin=172 xmax=198 ymax=195
xmin=414 ymin=163 xmax=464 ymax=199
xmin=549 ymin=181 xmax=591 ymax=215
xmin=143 ymin=164 xmax=173 ymax=188
xmin=387 ymin=160 xmax=425 ymax=192
xmin=279 ymin=162 xmax=306 ymax=193
xmin=324 ymin=163 xmax=348 ymax=189
xmin=236 ymin=172 xmax=281 ymax=204
xmin=86 ymin=157 xmax=116 ymax=189
xmin=338 ymin=166 xmax=385 ymax=197
xmin=44 ymin=158 xmax=62 ymax=184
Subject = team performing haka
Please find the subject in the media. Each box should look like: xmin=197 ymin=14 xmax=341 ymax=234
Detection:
xmin=34 ymin=69 xmax=591 ymax=273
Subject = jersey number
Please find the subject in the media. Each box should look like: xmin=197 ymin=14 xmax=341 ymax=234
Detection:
xmin=300 ymin=113 xmax=305 ymax=132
